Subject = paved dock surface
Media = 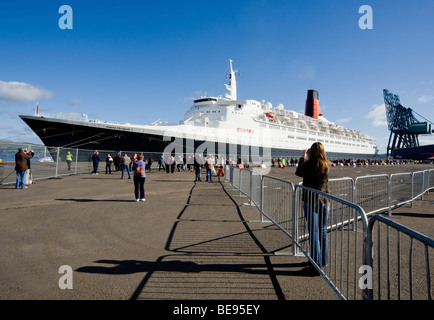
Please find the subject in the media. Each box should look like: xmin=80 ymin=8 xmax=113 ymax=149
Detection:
xmin=0 ymin=164 xmax=433 ymax=304
xmin=0 ymin=169 xmax=335 ymax=301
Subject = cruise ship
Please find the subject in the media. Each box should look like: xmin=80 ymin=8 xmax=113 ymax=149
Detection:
xmin=19 ymin=60 xmax=377 ymax=162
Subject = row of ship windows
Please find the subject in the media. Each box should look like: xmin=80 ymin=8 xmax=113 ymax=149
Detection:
xmin=259 ymin=123 xmax=370 ymax=143
xmin=200 ymin=110 xmax=245 ymax=115
xmin=288 ymin=135 xmax=368 ymax=147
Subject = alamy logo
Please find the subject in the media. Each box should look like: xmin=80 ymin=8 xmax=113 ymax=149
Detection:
xmin=358 ymin=5 xmax=373 ymax=30
xmin=58 ymin=5 xmax=73 ymax=30
xmin=58 ymin=265 xmax=73 ymax=289
xmin=358 ymin=265 xmax=373 ymax=289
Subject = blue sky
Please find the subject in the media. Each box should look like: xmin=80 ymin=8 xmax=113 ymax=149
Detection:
xmin=1 ymin=0 xmax=433 ymax=154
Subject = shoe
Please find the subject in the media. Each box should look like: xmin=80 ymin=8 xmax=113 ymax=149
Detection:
xmin=135 ymin=199 xmax=139 ymax=202
xmin=140 ymin=198 xmax=145 ymax=202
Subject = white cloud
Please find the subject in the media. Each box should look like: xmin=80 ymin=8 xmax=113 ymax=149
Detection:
xmin=0 ymin=80 xmax=53 ymax=103
xmin=181 ymin=90 xmax=206 ymax=103
xmin=299 ymin=64 xmax=316 ymax=80
xmin=69 ymin=98 xmax=82 ymax=105
xmin=417 ymin=95 xmax=434 ymax=103
xmin=365 ymin=103 xmax=388 ymax=127
xmin=336 ymin=117 xmax=352 ymax=123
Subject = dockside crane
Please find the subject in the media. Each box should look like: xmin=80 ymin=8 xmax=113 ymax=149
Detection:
xmin=383 ymin=89 xmax=433 ymax=158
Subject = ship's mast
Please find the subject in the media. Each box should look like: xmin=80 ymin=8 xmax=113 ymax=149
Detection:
xmin=225 ymin=59 xmax=237 ymax=100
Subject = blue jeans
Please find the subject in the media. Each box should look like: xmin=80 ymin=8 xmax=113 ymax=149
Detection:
xmin=303 ymin=201 xmax=330 ymax=268
xmin=93 ymin=162 xmax=99 ymax=174
xmin=121 ymin=164 xmax=131 ymax=179
xmin=16 ymin=171 xmax=26 ymax=189
xmin=206 ymin=169 xmax=213 ymax=182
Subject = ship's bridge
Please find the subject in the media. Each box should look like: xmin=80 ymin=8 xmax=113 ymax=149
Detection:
xmin=183 ymin=96 xmax=263 ymax=127
xmin=181 ymin=59 xmax=263 ymax=127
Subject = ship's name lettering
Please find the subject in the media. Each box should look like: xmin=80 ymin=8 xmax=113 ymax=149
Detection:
xmin=107 ymin=126 xmax=133 ymax=131
xmin=237 ymin=128 xmax=254 ymax=134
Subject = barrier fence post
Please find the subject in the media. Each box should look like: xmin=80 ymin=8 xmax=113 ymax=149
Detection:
xmin=238 ymin=168 xmax=242 ymax=197
xmin=74 ymin=148 xmax=79 ymax=174
xmin=292 ymin=186 xmax=299 ymax=256
xmin=388 ymin=176 xmax=392 ymax=216
xmin=260 ymin=175 xmax=265 ymax=222
xmin=55 ymin=147 xmax=60 ymax=178
xmin=411 ymin=172 xmax=415 ymax=208
xmin=249 ymin=170 xmax=253 ymax=206
xmin=363 ymin=219 xmax=374 ymax=300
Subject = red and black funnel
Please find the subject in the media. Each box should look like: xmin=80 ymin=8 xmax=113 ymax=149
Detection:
xmin=305 ymin=89 xmax=320 ymax=119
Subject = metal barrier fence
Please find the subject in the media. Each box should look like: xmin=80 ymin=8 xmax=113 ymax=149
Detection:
xmin=328 ymin=170 xmax=434 ymax=216
xmin=328 ymin=177 xmax=354 ymax=203
xmin=355 ymin=174 xmax=390 ymax=215
xmin=294 ymin=185 xmax=368 ymax=300
xmin=261 ymin=176 xmax=295 ymax=239
xmin=364 ymin=214 xmax=434 ymax=300
xmin=226 ymin=167 xmax=434 ymax=220
xmin=224 ymin=165 xmax=434 ymax=300
xmin=0 ymin=144 xmax=185 ymax=185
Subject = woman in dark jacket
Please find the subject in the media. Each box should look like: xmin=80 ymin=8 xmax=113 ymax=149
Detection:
xmin=295 ymin=142 xmax=330 ymax=269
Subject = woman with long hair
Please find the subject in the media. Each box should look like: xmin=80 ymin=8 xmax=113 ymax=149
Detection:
xmin=133 ymin=154 xmax=146 ymax=202
xmin=295 ymin=142 xmax=330 ymax=272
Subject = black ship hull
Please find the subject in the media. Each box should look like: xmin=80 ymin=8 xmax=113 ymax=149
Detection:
xmin=20 ymin=115 xmax=377 ymax=161
xmin=392 ymin=144 xmax=434 ymax=160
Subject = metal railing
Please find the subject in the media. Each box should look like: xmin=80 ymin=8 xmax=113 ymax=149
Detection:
xmin=260 ymin=175 xmax=295 ymax=237
xmin=354 ymin=174 xmax=390 ymax=215
xmin=364 ymin=214 xmax=434 ymax=300
xmin=328 ymin=170 xmax=434 ymax=216
xmin=224 ymin=165 xmax=434 ymax=300
xmin=294 ymin=185 xmax=368 ymax=300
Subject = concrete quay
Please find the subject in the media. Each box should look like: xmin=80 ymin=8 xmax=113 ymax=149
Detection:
xmin=0 ymin=163 xmax=432 ymax=303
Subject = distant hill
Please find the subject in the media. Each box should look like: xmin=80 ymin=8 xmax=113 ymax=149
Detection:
xmin=0 ymin=139 xmax=44 ymax=146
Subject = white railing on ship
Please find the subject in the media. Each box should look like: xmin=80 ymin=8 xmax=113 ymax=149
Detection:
xmin=36 ymin=113 xmax=132 ymax=126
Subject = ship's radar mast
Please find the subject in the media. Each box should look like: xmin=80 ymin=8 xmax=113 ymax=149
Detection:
xmin=225 ymin=59 xmax=237 ymax=100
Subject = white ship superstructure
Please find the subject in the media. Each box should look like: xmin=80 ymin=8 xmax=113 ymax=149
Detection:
xmin=170 ymin=59 xmax=377 ymax=157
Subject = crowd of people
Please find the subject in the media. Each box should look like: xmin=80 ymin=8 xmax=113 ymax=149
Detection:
xmin=271 ymin=156 xmax=424 ymax=169
xmin=158 ymin=154 xmax=226 ymax=182
xmin=15 ymin=146 xmax=429 ymax=213
xmin=88 ymin=150 xmax=148 ymax=202
xmin=85 ymin=151 xmax=240 ymax=201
